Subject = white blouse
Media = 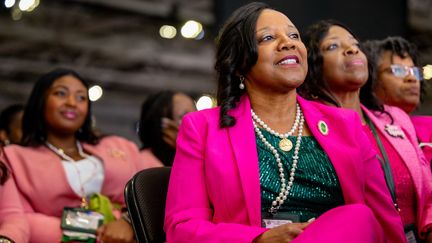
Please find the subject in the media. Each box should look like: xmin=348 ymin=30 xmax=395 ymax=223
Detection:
xmin=61 ymin=156 xmax=105 ymax=197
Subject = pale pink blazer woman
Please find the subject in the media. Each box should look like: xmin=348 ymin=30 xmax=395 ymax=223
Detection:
xmin=0 ymin=175 xmax=29 ymax=243
xmin=164 ymin=95 xmax=405 ymax=243
xmin=363 ymin=106 xmax=432 ymax=237
xmin=3 ymin=136 xmax=142 ymax=243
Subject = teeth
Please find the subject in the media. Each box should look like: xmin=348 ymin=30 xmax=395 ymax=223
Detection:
xmin=279 ymin=59 xmax=297 ymax=65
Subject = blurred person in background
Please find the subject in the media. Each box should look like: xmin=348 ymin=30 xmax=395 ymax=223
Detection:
xmin=1 ymin=68 xmax=141 ymax=243
xmin=0 ymin=104 xmax=24 ymax=147
xmin=363 ymin=36 xmax=432 ymax=163
xmin=138 ymin=90 xmax=196 ymax=167
xmin=299 ymin=20 xmax=432 ymax=242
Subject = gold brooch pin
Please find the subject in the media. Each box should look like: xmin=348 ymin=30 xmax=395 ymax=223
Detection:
xmin=318 ymin=120 xmax=329 ymax=135
xmin=110 ymin=149 xmax=126 ymax=160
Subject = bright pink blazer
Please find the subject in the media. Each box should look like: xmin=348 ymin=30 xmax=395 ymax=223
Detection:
xmin=164 ymin=95 xmax=405 ymax=243
xmin=411 ymin=115 xmax=432 ymax=163
xmin=0 ymin=174 xmax=29 ymax=243
xmin=363 ymin=106 xmax=432 ymax=236
xmin=3 ymin=136 xmax=142 ymax=243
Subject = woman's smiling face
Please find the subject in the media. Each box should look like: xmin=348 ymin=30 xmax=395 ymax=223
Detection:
xmin=246 ymin=9 xmax=308 ymax=94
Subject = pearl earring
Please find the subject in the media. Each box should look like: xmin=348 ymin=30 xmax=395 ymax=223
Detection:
xmin=239 ymin=75 xmax=245 ymax=90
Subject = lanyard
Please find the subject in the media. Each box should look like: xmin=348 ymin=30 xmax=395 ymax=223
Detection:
xmin=364 ymin=115 xmax=399 ymax=211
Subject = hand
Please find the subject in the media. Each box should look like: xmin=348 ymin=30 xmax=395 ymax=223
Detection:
xmin=161 ymin=118 xmax=179 ymax=148
xmin=253 ymin=222 xmax=312 ymax=243
xmin=97 ymin=218 xmax=136 ymax=243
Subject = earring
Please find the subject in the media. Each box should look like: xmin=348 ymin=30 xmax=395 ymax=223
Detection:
xmin=239 ymin=75 xmax=245 ymax=90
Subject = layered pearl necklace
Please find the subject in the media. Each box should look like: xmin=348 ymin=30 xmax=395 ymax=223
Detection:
xmin=251 ymin=103 xmax=301 ymax=152
xmin=252 ymin=105 xmax=305 ymax=214
xmin=45 ymin=141 xmax=94 ymax=208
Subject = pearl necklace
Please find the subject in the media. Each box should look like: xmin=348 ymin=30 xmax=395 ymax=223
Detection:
xmin=253 ymin=109 xmax=304 ymax=214
xmin=45 ymin=141 xmax=94 ymax=208
xmin=251 ymin=103 xmax=301 ymax=152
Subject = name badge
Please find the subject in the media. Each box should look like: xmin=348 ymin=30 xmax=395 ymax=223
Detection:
xmin=61 ymin=207 xmax=104 ymax=234
xmin=261 ymin=212 xmax=300 ymax=229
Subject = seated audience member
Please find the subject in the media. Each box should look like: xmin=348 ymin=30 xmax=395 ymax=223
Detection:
xmin=0 ymin=157 xmax=29 ymax=243
xmin=0 ymin=104 xmax=24 ymax=146
xmin=138 ymin=90 xmax=196 ymax=167
xmin=164 ymin=3 xmax=405 ymax=243
xmin=363 ymin=36 xmax=432 ymax=163
xmin=299 ymin=20 xmax=432 ymax=242
xmin=1 ymin=68 xmax=141 ymax=243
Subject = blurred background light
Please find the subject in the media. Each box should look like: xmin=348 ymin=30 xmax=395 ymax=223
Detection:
xmin=89 ymin=85 xmax=103 ymax=102
xmin=159 ymin=25 xmax=177 ymax=39
xmin=11 ymin=8 xmax=22 ymax=20
xmin=4 ymin=0 xmax=15 ymax=8
xmin=18 ymin=0 xmax=39 ymax=12
xmin=196 ymin=95 xmax=214 ymax=111
xmin=424 ymin=64 xmax=432 ymax=80
xmin=180 ymin=20 xmax=202 ymax=39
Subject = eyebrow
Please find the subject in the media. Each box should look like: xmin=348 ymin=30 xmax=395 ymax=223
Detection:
xmin=323 ymin=35 xmax=356 ymax=41
xmin=256 ymin=24 xmax=296 ymax=32
xmin=51 ymin=84 xmax=87 ymax=93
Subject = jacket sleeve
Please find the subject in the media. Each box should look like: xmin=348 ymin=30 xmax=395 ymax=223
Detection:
xmin=0 ymin=176 xmax=29 ymax=243
xmin=355 ymin=115 xmax=406 ymax=243
xmin=164 ymin=114 xmax=267 ymax=243
xmin=16 ymin=185 xmax=62 ymax=243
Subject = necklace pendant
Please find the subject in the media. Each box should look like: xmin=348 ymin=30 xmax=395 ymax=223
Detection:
xmin=279 ymin=138 xmax=293 ymax=152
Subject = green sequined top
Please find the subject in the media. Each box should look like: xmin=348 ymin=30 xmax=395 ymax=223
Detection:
xmin=257 ymin=129 xmax=344 ymax=222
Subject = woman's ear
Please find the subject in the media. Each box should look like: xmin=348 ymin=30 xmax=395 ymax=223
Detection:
xmin=0 ymin=130 xmax=10 ymax=145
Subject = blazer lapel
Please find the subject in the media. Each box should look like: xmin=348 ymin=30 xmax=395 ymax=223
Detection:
xmin=298 ymin=97 xmax=360 ymax=203
xmin=362 ymin=106 xmax=423 ymax=195
xmin=227 ymin=95 xmax=262 ymax=226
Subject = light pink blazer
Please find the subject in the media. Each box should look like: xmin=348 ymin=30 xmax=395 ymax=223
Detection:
xmin=138 ymin=149 xmax=164 ymax=169
xmin=164 ymin=95 xmax=405 ymax=243
xmin=3 ymin=136 xmax=142 ymax=243
xmin=411 ymin=115 xmax=432 ymax=163
xmin=0 ymin=174 xmax=29 ymax=243
xmin=363 ymin=106 xmax=432 ymax=236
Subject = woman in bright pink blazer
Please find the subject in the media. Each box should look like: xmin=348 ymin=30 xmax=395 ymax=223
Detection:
xmin=299 ymin=20 xmax=431 ymax=241
xmin=165 ymin=3 xmax=404 ymax=243
xmin=0 ymin=160 xmax=29 ymax=243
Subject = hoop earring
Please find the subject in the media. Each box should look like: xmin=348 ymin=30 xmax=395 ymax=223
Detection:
xmin=239 ymin=75 xmax=245 ymax=90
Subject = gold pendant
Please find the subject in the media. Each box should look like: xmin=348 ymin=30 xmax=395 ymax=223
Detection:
xmin=279 ymin=138 xmax=293 ymax=152
xmin=81 ymin=197 xmax=89 ymax=209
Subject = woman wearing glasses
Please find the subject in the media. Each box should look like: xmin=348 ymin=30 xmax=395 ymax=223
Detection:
xmin=299 ymin=20 xmax=432 ymax=242
xmin=363 ymin=36 xmax=432 ymax=163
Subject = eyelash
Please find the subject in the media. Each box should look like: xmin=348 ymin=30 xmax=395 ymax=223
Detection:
xmin=259 ymin=32 xmax=300 ymax=42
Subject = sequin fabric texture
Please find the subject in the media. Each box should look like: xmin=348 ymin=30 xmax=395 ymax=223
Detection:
xmin=257 ymin=129 xmax=344 ymax=222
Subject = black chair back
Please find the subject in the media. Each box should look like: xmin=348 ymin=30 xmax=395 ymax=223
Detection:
xmin=124 ymin=167 xmax=171 ymax=243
